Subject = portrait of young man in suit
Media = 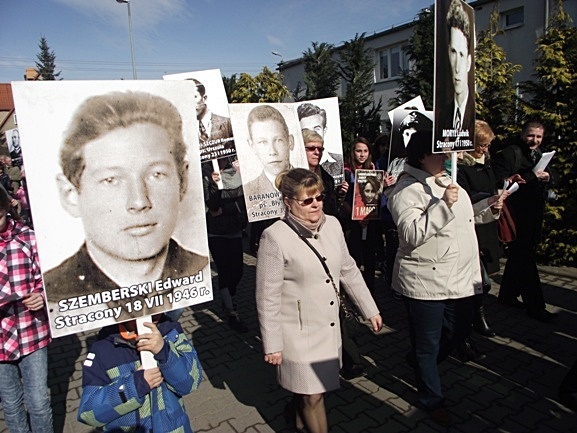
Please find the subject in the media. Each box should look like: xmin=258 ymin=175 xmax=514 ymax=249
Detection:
xmin=45 ymin=91 xmax=209 ymax=325
xmin=435 ymin=0 xmax=475 ymax=151
xmin=243 ymin=105 xmax=294 ymax=198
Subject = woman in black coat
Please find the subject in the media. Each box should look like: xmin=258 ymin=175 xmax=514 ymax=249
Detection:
xmin=457 ymin=120 xmax=501 ymax=339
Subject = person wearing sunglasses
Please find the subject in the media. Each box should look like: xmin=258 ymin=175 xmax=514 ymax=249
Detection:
xmin=453 ymin=120 xmax=513 ymax=363
xmin=302 ymin=129 xmax=346 ymax=217
xmin=297 ymin=102 xmax=344 ymax=185
xmin=457 ymin=121 xmax=502 ymax=336
xmin=302 ymin=129 xmax=365 ymax=381
xmin=256 ymin=168 xmax=382 ymax=433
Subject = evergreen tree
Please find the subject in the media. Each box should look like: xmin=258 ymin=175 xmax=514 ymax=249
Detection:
xmin=475 ymin=5 xmax=522 ymax=144
xmin=35 ymin=36 xmax=61 ymax=80
xmin=392 ymin=7 xmax=434 ymax=109
xmin=338 ymin=33 xmax=382 ymax=152
xmin=520 ymin=0 xmax=577 ymax=265
xmin=230 ymin=67 xmax=288 ymax=103
xmin=302 ymin=42 xmax=340 ymax=99
xmin=291 ymin=81 xmax=307 ymax=102
xmin=222 ymin=74 xmax=238 ymax=102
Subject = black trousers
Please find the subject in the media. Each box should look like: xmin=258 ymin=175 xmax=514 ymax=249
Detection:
xmin=208 ymin=236 xmax=244 ymax=296
xmin=347 ymin=221 xmax=378 ymax=293
xmin=499 ymin=245 xmax=545 ymax=314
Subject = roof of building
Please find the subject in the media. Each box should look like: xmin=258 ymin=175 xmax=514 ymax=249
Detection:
xmin=0 ymin=84 xmax=14 ymax=111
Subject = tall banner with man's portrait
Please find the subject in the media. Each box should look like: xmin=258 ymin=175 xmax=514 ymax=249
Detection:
xmin=164 ymin=69 xmax=240 ymax=190
xmin=295 ymin=97 xmax=344 ymax=185
xmin=433 ymin=0 xmax=475 ymax=153
xmin=230 ymin=98 xmax=343 ymax=223
xmin=12 ymin=80 xmax=213 ymax=338
xmin=229 ymin=102 xmax=309 ymax=223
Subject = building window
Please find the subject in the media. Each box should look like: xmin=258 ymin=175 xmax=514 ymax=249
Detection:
xmin=502 ymin=7 xmax=524 ymax=28
xmin=378 ymin=44 xmax=409 ymax=81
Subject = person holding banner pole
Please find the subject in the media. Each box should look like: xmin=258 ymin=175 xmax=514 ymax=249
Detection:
xmin=203 ymin=159 xmax=249 ymax=333
xmin=388 ymin=131 xmax=504 ymax=424
xmin=0 ymin=185 xmax=53 ymax=433
xmin=78 ymin=314 xmax=202 ymax=432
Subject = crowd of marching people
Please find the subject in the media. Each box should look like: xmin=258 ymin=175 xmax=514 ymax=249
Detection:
xmin=0 ymin=156 xmax=32 ymax=228
xmin=1 ymin=116 xmax=576 ymax=433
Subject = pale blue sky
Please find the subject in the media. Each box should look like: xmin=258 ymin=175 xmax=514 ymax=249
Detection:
xmin=0 ymin=0 xmax=433 ymax=83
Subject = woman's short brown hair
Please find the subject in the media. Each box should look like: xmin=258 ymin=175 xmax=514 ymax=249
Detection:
xmin=475 ymin=120 xmax=495 ymax=146
xmin=276 ymin=168 xmax=323 ymax=200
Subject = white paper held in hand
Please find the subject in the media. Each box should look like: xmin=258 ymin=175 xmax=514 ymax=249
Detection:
xmin=532 ymin=151 xmax=555 ymax=174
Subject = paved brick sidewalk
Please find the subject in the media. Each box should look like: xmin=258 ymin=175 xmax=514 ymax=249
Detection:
xmin=1 ymin=251 xmax=576 ymax=432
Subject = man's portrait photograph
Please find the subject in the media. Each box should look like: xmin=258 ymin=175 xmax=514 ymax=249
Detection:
xmin=229 ymin=102 xmax=308 ymax=223
xmin=433 ymin=0 xmax=475 ymax=153
xmin=4 ymin=128 xmax=23 ymax=166
xmin=295 ymin=97 xmax=344 ymax=185
xmin=165 ymin=69 xmax=239 ymax=190
xmin=12 ymin=80 xmax=212 ymax=337
xmin=164 ymin=69 xmax=236 ymax=163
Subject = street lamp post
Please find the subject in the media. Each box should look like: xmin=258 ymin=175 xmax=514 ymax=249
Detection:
xmin=116 ymin=0 xmax=137 ymax=79
xmin=271 ymin=51 xmax=284 ymax=84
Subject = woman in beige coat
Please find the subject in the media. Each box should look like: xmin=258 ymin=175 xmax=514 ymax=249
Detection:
xmin=256 ymin=168 xmax=382 ymax=433
xmin=387 ymin=130 xmax=505 ymax=425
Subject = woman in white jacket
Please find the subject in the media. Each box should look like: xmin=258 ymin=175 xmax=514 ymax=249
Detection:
xmin=387 ymin=130 xmax=505 ymax=425
xmin=256 ymin=168 xmax=382 ymax=433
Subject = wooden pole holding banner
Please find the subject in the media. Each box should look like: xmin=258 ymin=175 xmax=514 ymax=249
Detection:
xmin=212 ymin=159 xmax=223 ymax=189
xmin=136 ymin=316 xmax=156 ymax=369
xmin=451 ymin=152 xmax=458 ymax=184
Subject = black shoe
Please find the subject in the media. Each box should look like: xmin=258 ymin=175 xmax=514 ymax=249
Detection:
xmin=473 ymin=306 xmax=496 ymax=337
xmin=499 ymin=297 xmax=524 ymax=309
xmin=428 ymin=407 xmax=452 ymax=426
xmin=228 ymin=314 xmax=248 ymax=332
xmin=474 ymin=323 xmax=496 ymax=337
xmin=454 ymin=337 xmax=486 ymax=363
xmin=340 ymin=364 xmax=366 ymax=380
xmin=528 ymin=309 xmax=558 ymax=323
xmin=559 ymin=390 xmax=577 ymax=411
